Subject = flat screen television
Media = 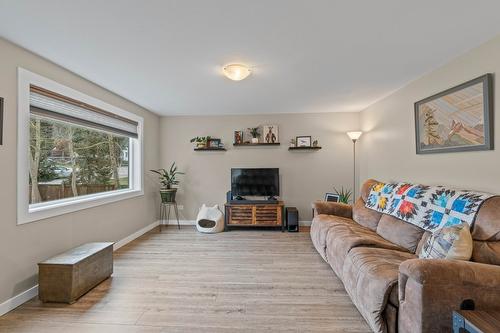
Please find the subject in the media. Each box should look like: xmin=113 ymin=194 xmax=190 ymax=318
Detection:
xmin=231 ymin=168 xmax=279 ymax=197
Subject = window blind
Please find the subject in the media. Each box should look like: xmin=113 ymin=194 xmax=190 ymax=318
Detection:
xmin=29 ymin=85 xmax=139 ymax=138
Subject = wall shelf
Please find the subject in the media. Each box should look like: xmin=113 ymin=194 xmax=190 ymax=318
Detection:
xmin=194 ymin=147 xmax=227 ymax=151
xmin=233 ymin=142 xmax=280 ymax=147
xmin=288 ymin=146 xmax=322 ymax=151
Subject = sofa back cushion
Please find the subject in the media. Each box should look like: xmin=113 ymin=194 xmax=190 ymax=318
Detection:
xmin=353 ymin=197 xmax=382 ymax=231
xmin=360 ymin=179 xmax=379 ymax=202
xmin=470 ymin=197 xmax=500 ymax=265
xmin=376 ymin=215 xmax=425 ymax=253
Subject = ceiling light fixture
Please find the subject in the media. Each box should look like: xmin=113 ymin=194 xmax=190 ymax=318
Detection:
xmin=222 ymin=64 xmax=251 ymax=81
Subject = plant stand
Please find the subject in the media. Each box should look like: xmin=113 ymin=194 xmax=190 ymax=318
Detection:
xmin=159 ymin=201 xmax=180 ymax=231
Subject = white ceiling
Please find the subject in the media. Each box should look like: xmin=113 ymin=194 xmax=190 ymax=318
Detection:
xmin=1 ymin=1 xmax=500 ymax=116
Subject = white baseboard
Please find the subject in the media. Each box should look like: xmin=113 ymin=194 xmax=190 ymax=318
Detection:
xmin=159 ymin=220 xmax=312 ymax=226
xmin=0 ymin=220 xmax=160 ymax=317
xmin=113 ymin=220 xmax=159 ymax=250
xmin=0 ymin=285 xmax=39 ymax=317
xmin=159 ymin=219 xmax=196 ymax=225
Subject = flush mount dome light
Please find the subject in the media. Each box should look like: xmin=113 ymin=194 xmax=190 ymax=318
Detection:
xmin=222 ymin=64 xmax=251 ymax=81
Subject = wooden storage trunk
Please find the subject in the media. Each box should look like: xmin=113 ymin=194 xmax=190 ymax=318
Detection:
xmin=38 ymin=242 xmax=114 ymax=304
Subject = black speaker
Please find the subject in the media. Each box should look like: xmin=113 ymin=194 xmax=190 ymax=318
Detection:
xmin=286 ymin=207 xmax=299 ymax=232
xmin=226 ymin=190 xmax=232 ymax=203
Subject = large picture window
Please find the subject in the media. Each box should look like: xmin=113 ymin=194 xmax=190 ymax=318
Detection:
xmin=18 ymin=68 xmax=143 ymax=224
xmin=29 ymin=116 xmax=130 ymax=204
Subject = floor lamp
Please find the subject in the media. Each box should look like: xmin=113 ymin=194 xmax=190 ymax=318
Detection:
xmin=346 ymin=131 xmax=363 ymax=202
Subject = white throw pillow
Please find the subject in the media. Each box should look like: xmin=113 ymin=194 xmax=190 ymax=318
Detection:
xmin=419 ymin=222 xmax=473 ymax=260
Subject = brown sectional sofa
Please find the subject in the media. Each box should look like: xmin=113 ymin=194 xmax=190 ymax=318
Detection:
xmin=310 ymin=179 xmax=500 ymax=333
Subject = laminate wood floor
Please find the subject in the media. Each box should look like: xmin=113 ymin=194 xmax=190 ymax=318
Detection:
xmin=0 ymin=226 xmax=371 ymax=333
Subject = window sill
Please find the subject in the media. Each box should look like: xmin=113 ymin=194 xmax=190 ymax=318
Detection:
xmin=18 ymin=188 xmax=144 ymax=225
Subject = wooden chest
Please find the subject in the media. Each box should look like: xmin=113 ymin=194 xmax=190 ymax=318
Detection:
xmin=38 ymin=242 xmax=114 ymax=304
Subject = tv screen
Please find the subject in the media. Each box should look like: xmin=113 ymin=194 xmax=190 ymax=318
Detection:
xmin=231 ymin=168 xmax=279 ymax=197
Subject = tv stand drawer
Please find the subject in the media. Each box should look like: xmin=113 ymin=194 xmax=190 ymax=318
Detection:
xmin=226 ymin=204 xmax=283 ymax=227
xmin=256 ymin=206 xmax=280 ymax=225
xmin=228 ymin=206 xmax=253 ymax=225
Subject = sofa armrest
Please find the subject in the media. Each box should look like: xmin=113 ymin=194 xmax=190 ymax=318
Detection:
xmin=398 ymin=259 xmax=500 ymax=333
xmin=312 ymin=201 xmax=352 ymax=218
xmin=400 ymin=258 xmax=500 ymax=288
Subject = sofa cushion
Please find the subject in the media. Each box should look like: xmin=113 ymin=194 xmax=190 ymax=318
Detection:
xmin=472 ymin=241 xmax=500 ymax=266
xmin=310 ymin=214 xmax=355 ymax=262
xmin=376 ymin=215 xmax=425 ymax=253
xmin=353 ymin=197 xmax=383 ymax=231
xmin=342 ymin=247 xmax=416 ymax=333
xmin=471 ymin=196 xmax=500 ymax=265
xmin=471 ymin=196 xmax=500 ymax=241
xmin=361 ymin=179 xmax=379 ymax=202
xmin=325 ymin=221 xmax=408 ymax=278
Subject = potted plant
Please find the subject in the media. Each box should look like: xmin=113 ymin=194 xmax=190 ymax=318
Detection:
xmin=190 ymin=136 xmax=211 ymax=148
xmin=150 ymin=162 xmax=184 ymax=203
xmin=248 ymin=127 xmax=260 ymax=143
xmin=333 ymin=186 xmax=353 ymax=204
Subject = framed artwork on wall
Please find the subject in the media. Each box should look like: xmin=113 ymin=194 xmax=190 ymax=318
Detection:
xmin=262 ymin=125 xmax=279 ymax=143
xmin=414 ymin=74 xmax=493 ymax=154
xmin=234 ymin=130 xmax=243 ymax=144
xmin=0 ymin=97 xmax=3 ymax=145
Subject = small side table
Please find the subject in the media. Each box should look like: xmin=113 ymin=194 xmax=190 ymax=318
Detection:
xmin=453 ymin=310 xmax=500 ymax=333
xmin=160 ymin=201 xmax=180 ymax=232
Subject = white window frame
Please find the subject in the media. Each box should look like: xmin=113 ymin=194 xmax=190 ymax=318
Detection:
xmin=17 ymin=68 xmax=144 ymax=225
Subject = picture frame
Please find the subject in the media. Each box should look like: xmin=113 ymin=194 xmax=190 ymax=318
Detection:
xmin=296 ymin=135 xmax=311 ymax=147
xmin=234 ymin=130 xmax=243 ymax=144
xmin=262 ymin=125 xmax=279 ymax=143
xmin=414 ymin=74 xmax=493 ymax=154
xmin=208 ymin=138 xmax=221 ymax=148
xmin=0 ymin=97 xmax=3 ymax=145
xmin=325 ymin=193 xmax=340 ymax=202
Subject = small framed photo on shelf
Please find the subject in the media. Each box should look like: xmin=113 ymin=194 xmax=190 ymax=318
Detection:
xmin=208 ymin=138 xmax=221 ymax=148
xmin=296 ymin=136 xmax=311 ymax=147
xmin=325 ymin=193 xmax=340 ymax=202
xmin=234 ymin=131 xmax=243 ymax=144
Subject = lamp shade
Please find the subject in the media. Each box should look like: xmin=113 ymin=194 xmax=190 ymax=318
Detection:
xmin=347 ymin=131 xmax=363 ymax=141
xmin=222 ymin=64 xmax=251 ymax=81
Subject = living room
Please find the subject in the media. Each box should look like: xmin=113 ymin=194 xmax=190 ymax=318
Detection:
xmin=0 ymin=1 xmax=499 ymax=332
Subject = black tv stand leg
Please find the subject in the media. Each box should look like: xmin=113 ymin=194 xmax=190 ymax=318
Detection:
xmin=281 ymin=206 xmax=285 ymax=232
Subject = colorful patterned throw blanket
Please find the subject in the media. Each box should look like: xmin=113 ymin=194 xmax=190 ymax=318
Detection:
xmin=365 ymin=182 xmax=494 ymax=232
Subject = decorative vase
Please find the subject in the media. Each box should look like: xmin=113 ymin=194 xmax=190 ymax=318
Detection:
xmin=251 ymin=137 xmax=259 ymax=144
xmin=160 ymin=188 xmax=177 ymax=203
xmin=196 ymin=142 xmax=205 ymax=148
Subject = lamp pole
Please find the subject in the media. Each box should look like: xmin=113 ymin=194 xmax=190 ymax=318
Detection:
xmin=352 ymin=138 xmax=357 ymax=202
xmin=346 ymin=131 xmax=362 ymax=203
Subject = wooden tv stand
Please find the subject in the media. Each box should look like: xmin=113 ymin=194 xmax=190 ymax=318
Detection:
xmin=224 ymin=201 xmax=285 ymax=231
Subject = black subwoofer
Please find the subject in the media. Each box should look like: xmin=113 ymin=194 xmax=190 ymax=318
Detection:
xmin=286 ymin=207 xmax=299 ymax=232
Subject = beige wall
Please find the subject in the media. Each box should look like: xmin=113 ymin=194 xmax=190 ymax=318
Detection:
xmin=359 ymin=35 xmax=500 ymax=193
xmin=0 ymin=38 xmax=160 ymax=304
xmin=160 ymin=112 xmax=360 ymax=222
